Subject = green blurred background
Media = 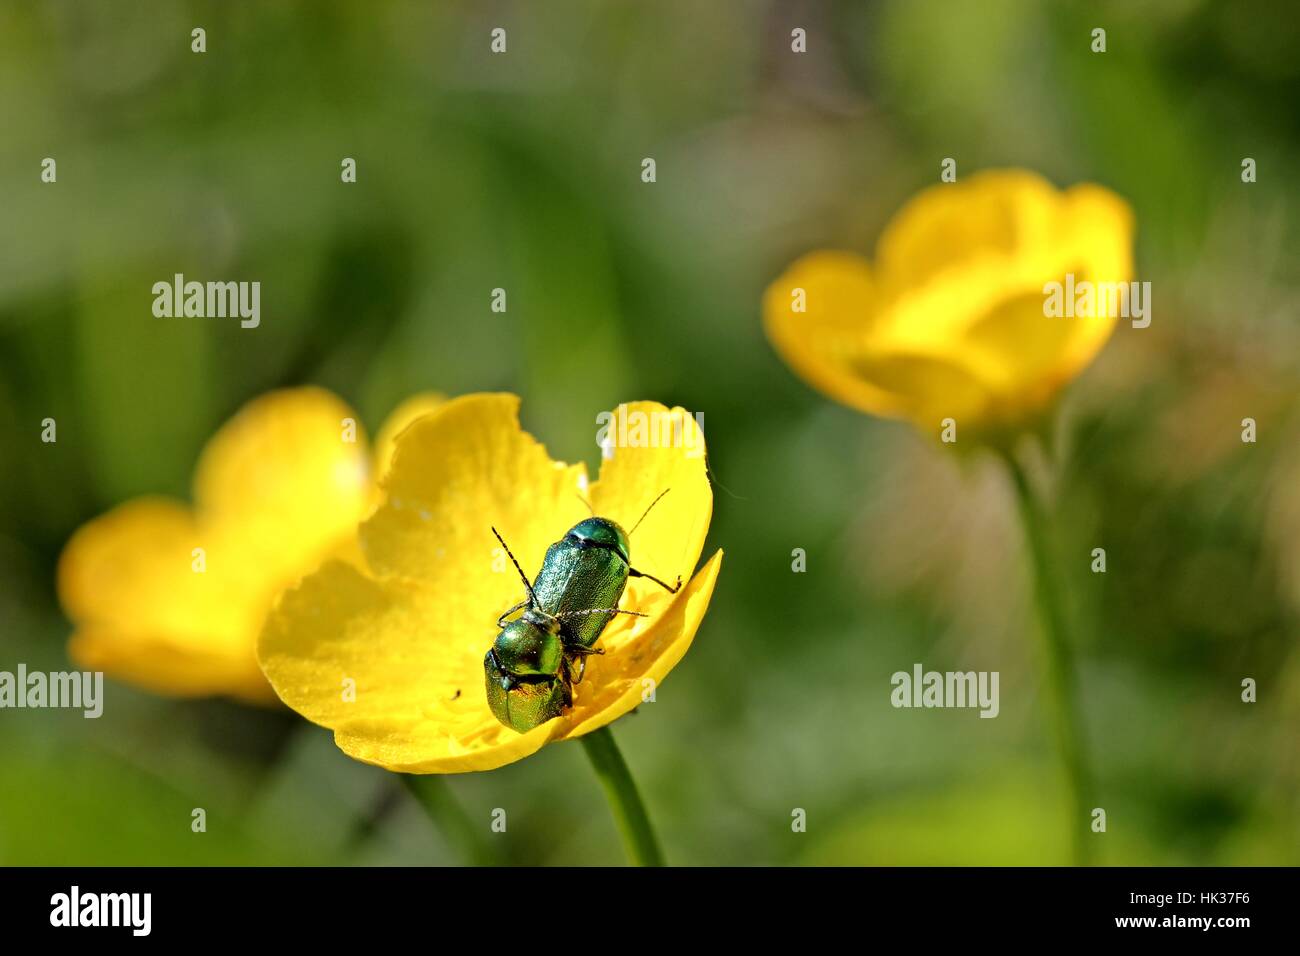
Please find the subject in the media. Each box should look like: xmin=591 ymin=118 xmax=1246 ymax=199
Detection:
xmin=2 ymin=0 xmax=1298 ymax=865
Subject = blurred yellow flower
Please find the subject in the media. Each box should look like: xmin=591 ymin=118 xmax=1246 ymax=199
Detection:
xmin=763 ymin=169 xmax=1134 ymax=435
xmin=257 ymin=394 xmax=722 ymax=773
xmin=57 ymin=387 xmax=445 ymax=702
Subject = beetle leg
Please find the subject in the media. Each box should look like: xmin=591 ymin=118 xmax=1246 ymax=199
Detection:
xmin=563 ymin=645 xmax=607 ymax=686
xmin=561 ymin=653 xmax=588 ymax=687
xmin=629 ymin=568 xmax=682 ymax=594
xmin=560 ymin=674 xmax=574 ymax=707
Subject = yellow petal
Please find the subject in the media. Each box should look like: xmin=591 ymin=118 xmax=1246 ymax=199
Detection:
xmin=260 ymin=560 xmax=560 ymax=772
xmin=260 ymin=552 xmax=723 ymax=772
xmin=850 ymin=348 xmax=997 ymax=426
xmin=58 ymin=498 xmax=273 ymax=698
xmin=764 ymin=170 xmax=1136 ymax=431
xmin=935 ymin=183 xmax=1134 ymax=419
xmin=762 ymin=251 xmax=911 ymax=418
xmin=59 ymin=497 xmax=206 ymax=634
xmin=69 ymin=627 xmax=272 ymax=702
xmin=193 ymin=387 xmax=373 ymax=582
xmin=1047 ymin=183 xmax=1135 ymax=383
xmin=587 ymin=402 xmax=711 ymax=616
xmin=373 ymin=391 xmax=448 ymax=480
xmin=875 ymin=169 xmax=1061 ymax=294
xmin=59 ymin=387 xmax=377 ymax=700
xmin=258 ymin=394 xmax=720 ymax=772
xmin=362 ymin=393 xmax=588 ymax=589
xmin=561 ymin=550 xmax=722 ymax=738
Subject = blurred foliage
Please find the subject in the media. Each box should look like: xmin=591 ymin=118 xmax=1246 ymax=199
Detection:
xmin=1 ymin=0 xmax=1298 ymax=865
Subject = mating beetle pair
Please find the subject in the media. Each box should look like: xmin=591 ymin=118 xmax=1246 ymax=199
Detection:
xmin=484 ymin=491 xmax=680 ymax=733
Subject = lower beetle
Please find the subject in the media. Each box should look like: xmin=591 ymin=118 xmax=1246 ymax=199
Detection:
xmin=484 ymin=490 xmax=680 ymax=732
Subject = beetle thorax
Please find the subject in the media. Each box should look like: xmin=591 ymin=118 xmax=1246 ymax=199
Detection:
xmin=565 ymin=516 xmax=631 ymax=563
xmin=493 ymin=616 xmax=563 ymax=677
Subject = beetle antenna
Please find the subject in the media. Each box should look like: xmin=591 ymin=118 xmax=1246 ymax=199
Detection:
xmin=575 ymin=492 xmax=595 ymax=516
xmin=558 ymin=608 xmax=649 ymax=621
xmin=629 ymin=487 xmax=671 ymax=538
xmin=491 ymin=527 xmax=538 ymax=608
xmin=705 ymin=451 xmax=745 ymax=500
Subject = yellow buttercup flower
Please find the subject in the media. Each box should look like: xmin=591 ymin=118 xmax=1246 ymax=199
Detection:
xmin=57 ymin=387 xmax=445 ymax=702
xmin=764 ymin=169 xmax=1134 ymax=434
xmin=257 ymin=394 xmax=722 ymax=773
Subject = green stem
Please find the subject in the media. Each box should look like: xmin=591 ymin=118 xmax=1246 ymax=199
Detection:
xmin=580 ymin=727 xmax=665 ymax=866
xmin=1002 ymin=450 xmax=1094 ymax=867
xmin=400 ymin=774 xmax=495 ymax=866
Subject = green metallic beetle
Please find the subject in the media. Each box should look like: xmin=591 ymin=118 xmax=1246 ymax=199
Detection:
xmin=484 ymin=491 xmax=680 ymax=733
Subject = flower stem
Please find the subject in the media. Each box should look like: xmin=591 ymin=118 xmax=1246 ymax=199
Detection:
xmin=1002 ymin=450 xmax=1094 ymax=867
xmin=400 ymin=774 xmax=495 ymax=866
xmin=580 ymin=727 xmax=665 ymax=866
